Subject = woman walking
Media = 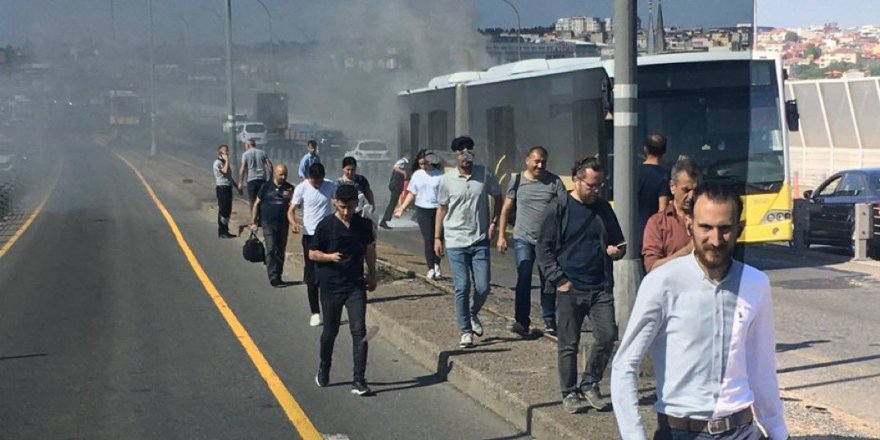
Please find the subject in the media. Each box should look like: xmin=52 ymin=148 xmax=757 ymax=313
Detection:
xmin=395 ymin=150 xmax=445 ymax=279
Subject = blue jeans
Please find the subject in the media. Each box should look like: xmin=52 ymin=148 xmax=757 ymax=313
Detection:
xmin=446 ymin=240 xmax=491 ymax=334
xmin=513 ymin=239 xmax=555 ymax=328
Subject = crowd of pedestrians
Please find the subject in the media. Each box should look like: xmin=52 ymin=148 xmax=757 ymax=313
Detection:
xmin=211 ymin=134 xmax=789 ymax=438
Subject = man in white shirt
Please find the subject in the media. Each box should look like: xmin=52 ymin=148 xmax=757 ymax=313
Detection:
xmin=291 ymin=162 xmax=338 ymax=327
xmin=611 ymin=182 xmax=788 ymax=440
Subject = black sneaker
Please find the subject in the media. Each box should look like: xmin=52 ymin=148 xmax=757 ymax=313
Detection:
xmin=543 ymin=320 xmax=557 ymax=336
xmin=378 ymin=221 xmax=392 ymax=230
xmin=218 ymin=231 xmax=236 ymax=239
xmin=351 ymin=380 xmax=373 ymax=396
xmin=507 ymin=321 xmax=529 ymax=337
xmin=315 ymin=362 xmax=329 ymax=387
xmin=581 ymin=384 xmax=606 ymax=411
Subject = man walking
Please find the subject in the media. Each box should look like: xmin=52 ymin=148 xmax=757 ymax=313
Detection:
xmin=434 ymin=136 xmax=502 ymax=349
xmin=496 ymin=146 xmax=568 ymax=337
xmin=291 ymin=163 xmax=337 ymax=326
xmin=337 ymin=156 xmax=376 ymax=217
xmin=238 ymin=138 xmax=273 ymax=211
xmin=213 ymin=144 xmax=237 ymax=238
xmin=536 ymin=157 xmax=625 ymax=414
xmin=638 ymin=133 xmax=671 ymax=240
xmin=297 ymin=140 xmax=321 ymax=181
xmin=611 ymin=182 xmax=788 ymax=440
xmin=642 ymin=158 xmax=701 ymax=272
xmin=311 ymin=185 xmax=378 ymax=396
xmin=379 ymin=153 xmax=409 ymax=230
xmin=249 ymin=164 xmax=294 ymax=287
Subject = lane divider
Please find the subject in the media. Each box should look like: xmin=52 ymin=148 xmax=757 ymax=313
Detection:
xmin=0 ymin=162 xmax=62 ymax=261
xmin=112 ymin=151 xmax=322 ymax=440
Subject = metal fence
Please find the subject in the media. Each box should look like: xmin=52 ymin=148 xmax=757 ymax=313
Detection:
xmin=787 ymin=77 xmax=880 ymax=191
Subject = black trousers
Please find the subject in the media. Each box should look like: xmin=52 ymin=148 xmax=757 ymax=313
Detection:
xmin=556 ymin=286 xmax=617 ymax=396
xmin=382 ymin=186 xmax=403 ymax=222
xmin=216 ymin=185 xmax=233 ymax=235
xmin=415 ymin=206 xmax=440 ymax=270
xmin=262 ymin=221 xmax=289 ymax=283
xmin=247 ymin=179 xmax=265 ymax=209
xmin=302 ymin=235 xmax=320 ymax=314
xmin=319 ymin=287 xmax=368 ymax=382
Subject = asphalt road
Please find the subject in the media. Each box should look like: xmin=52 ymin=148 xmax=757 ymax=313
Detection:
xmin=0 ymin=138 xmax=524 ymax=439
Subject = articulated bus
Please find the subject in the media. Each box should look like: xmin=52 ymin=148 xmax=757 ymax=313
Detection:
xmin=105 ymin=90 xmax=142 ymax=126
xmin=397 ymin=51 xmax=799 ymax=243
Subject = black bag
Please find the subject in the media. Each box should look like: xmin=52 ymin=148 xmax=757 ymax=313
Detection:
xmin=243 ymin=230 xmax=265 ymax=263
xmin=507 ymin=173 xmax=522 ymax=227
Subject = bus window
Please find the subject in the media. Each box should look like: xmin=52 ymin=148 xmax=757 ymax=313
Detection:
xmin=428 ymin=110 xmax=448 ymax=151
xmin=486 ymin=106 xmax=517 ymax=184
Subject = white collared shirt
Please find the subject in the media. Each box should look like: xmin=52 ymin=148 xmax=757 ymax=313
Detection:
xmin=610 ymin=254 xmax=789 ymax=440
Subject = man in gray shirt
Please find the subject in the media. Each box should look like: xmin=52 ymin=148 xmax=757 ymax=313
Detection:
xmin=213 ymin=144 xmax=237 ymax=238
xmin=434 ymin=136 xmax=502 ymax=349
xmin=497 ymin=146 xmax=567 ymax=337
xmin=237 ymin=138 xmax=273 ymax=211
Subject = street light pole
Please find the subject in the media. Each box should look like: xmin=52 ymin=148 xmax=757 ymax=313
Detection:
xmin=148 ymin=0 xmax=157 ymax=157
xmin=224 ymin=0 xmax=238 ymax=166
xmin=253 ymin=0 xmax=276 ymax=92
xmin=500 ymin=0 xmax=521 ymax=61
xmin=612 ymin=0 xmax=641 ymax=332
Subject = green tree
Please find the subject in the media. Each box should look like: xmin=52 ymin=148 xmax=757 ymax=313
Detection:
xmin=869 ymin=65 xmax=880 ymax=77
xmin=785 ymin=31 xmax=800 ymax=42
xmin=805 ymin=43 xmax=822 ymax=60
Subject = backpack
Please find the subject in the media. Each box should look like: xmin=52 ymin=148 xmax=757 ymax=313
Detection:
xmin=242 ymin=230 xmax=265 ymax=263
xmin=507 ymin=173 xmax=522 ymax=227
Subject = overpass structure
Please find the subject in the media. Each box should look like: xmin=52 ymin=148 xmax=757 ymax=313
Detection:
xmin=788 ymin=76 xmax=880 ymax=192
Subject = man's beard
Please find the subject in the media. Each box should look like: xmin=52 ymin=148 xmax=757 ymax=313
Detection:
xmin=694 ymin=242 xmax=732 ymax=270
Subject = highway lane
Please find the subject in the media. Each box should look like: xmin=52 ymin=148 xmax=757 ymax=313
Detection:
xmin=0 ymin=138 xmax=523 ymax=439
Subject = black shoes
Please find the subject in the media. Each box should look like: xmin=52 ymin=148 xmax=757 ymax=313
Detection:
xmin=378 ymin=221 xmax=392 ymax=230
xmin=543 ymin=320 xmax=557 ymax=336
xmin=315 ymin=362 xmax=330 ymax=387
xmin=351 ymin=380 xmax=373 ymax=396
xmin=580 ymin=383 xmax=607 ymax=411
xmin=218 ymin=231 xmax=236 ymax=239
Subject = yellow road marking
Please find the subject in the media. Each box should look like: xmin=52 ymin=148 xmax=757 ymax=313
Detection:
xmin=113 ymin=151 xmax=322 ymax=440
xmin=0 ymin=163 xmax=62 ymax=260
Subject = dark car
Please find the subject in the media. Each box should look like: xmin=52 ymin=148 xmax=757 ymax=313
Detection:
xmin=315 ymin=129 xmax=348 ymax=159
xmin=796 ymin=168 xmax=880 ymax=258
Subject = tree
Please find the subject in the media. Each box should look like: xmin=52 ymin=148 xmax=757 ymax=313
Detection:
xmin=785 ymin=31 xmax=800 ymax=42
xmin=869 ymin=65 xmax=880 ymax=77
xmin=805 ymin=43 xmax=822 ymax=61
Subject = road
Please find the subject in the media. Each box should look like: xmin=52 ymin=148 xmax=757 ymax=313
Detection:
xmin=0 ymin=137 xmax=524 ymax=439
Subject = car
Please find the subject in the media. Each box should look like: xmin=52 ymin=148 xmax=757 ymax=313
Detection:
xmin=345 ymin=139 xmax=390 ymax=161
xmin=315 ymin=129 xmax=348 ymax=158
xmin=0 ymin=136 xmax=22 ymax=217
xmin=796 ymin=168 xmax=880 ymax=258
xmin=235 ymin=121 xmax=268 ymax=147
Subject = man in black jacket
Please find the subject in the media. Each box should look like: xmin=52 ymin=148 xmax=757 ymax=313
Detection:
xmin=536 ymin=157 xmax=625 ymax=415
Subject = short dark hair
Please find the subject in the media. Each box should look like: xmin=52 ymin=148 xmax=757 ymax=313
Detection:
xmin=218 ymin=144 xmax=228 ymax=151
xmin=670 ymin=158 xmax=702 ymax=183
xmin=692 ymin=182 xmax=743 ymax=221
xmin=572 ymin=156 xmax=604 ymax=178
xmin=342 ymin=156 xmax=357 ymax=168
xmin=450 ymin=136 xmax=474 ymax=151
xmin=335 ymin=184 xmax=359 ymax=203
xmin=309 ymin=162 xmax=325 ymax=180
xmin=644 ymin=133 xmax=667 ymax=157
xmin=527 ymin=146 xmax=548 ymax=158
xmin=308 ymin=139 xmax=317 ymax=148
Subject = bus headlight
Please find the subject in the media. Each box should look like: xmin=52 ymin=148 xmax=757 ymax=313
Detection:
xmin=763 ymin=210 xmax=792 ymax=224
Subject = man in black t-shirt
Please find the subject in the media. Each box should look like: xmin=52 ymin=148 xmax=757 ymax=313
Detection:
xmin=637 ymin=133 xmax=671 ymax=243
xmin=250 ymin=164 xmax=295 ymax=287
xmin=309 ymin=185 xmax=378 ymax=396
xmin=536 ymin=157 xmax=625 ymax=414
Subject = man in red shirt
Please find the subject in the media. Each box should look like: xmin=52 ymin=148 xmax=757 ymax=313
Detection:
xmin=642 ymin=159 xmax=701 ymax=272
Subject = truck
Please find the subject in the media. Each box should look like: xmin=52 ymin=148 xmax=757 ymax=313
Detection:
xmin=255 ymin=92 xmax=288 ymax=137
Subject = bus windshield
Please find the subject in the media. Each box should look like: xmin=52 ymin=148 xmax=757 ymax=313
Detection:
xmin=114 ymin=97 xmax=140 ymax=116
xmin=640 ymin=86 xmax=784 ymax=194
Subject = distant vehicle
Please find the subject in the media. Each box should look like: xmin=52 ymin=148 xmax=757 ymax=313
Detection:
xmin=235 ymin=121 xmax=268 ymax=147
xmin=255 ymin=93 xmax=288 ymax=136
xmin=0 ymin=136 xmax=22 ymax=217
xmin=345 ymin=140 xmax=390 ymax=161
xmin=105 ymin=90 xmax=142 ymax=126
xmin=798 ymin=168 xmax=880 ymax=258
xmin=315 ymin=129 xmax=348 ymax=158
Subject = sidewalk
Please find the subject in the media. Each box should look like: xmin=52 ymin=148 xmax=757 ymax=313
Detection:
xmin=114 ymin=141 xmax=877 ymax=440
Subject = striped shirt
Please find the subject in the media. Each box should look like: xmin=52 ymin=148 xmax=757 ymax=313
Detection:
xmin=610 ymin=254 xmax=788 ymax=440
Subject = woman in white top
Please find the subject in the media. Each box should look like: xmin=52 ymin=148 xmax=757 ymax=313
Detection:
xmin=395 ymin=150 xmax=445 ymax=279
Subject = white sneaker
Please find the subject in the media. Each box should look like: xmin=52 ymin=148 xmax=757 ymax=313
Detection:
xmin=309 ymin=313 xmax=322 ymax=327
xmin=433 ymin=264 xmax=442 ymax=279
xmin=426 ymin=268 xmax=436 ymax=280
xmin=471 ymin=314 xmax=484 ymax=337
xmin=459 ymin=332 xmax=475 ymax=348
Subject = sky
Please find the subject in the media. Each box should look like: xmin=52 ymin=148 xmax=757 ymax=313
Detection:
xmin=0 ymin=0 xmax=878 ymax=45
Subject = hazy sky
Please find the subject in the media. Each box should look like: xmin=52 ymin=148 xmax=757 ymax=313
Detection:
xmin=0 ymin=0 xmax=877 ymax=45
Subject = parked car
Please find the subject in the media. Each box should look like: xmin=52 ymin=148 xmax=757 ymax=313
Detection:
xmin=315 ymin=129 xmax=348 ymax=159
xmin=345 ymin=139 xmax=390 ymax=161
xmin=235 ymin=121 xmax=268 ymax=147
xmin=796 ymin=168 xmax=880 ymax=258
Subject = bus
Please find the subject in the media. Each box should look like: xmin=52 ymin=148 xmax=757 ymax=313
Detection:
xmin=106 ymin=90 xmax=142 ymax=126
xmin=397 ymin=51 xmax=799 ymax=243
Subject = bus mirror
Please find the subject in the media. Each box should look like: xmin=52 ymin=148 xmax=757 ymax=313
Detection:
xmin=602 ymin=77 xmax=614 ymax=115
xmin=803 ymin=189 xmax=813 ymax=199
xmin=785 ymin=100 xmax=800 ymax=132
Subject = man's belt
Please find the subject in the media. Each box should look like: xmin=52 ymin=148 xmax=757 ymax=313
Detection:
xmin=657 ymin=408 xmax=753 ymax=435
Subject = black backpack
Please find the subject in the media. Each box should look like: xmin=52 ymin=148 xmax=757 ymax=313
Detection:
xmin=242 ymin=230 xmax=265 ymax=263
